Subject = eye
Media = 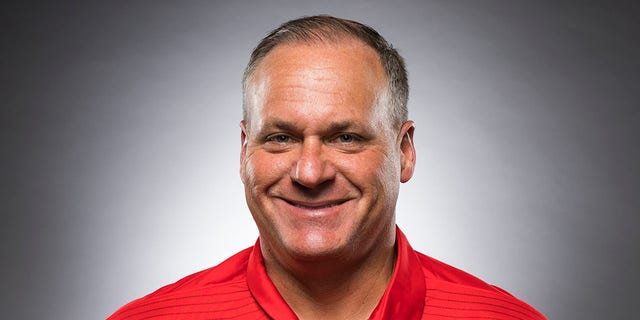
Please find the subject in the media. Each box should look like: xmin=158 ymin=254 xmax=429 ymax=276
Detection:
xmin=266 ymin=134 xmax=293 ymax=144
xmin=335 ymin=133 xmax=356 ymax=143
xmin=328 ymin=132 xmax=366 ymax=152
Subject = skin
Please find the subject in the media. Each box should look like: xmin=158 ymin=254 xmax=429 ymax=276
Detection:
xmin=240 ymin=39 xmax=416 ymax=319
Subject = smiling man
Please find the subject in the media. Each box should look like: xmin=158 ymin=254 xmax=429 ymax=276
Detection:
xmin=109 ymin=15 xmax=545 ymax=320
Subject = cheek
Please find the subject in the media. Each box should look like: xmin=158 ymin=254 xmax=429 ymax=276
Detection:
xmin=243 ymin=152 xmax=293 ymax=189
xmin=340 ymin=152 xmax=399 ymax=191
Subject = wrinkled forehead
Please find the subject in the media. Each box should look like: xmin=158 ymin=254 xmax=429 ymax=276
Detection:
xmin=244 ymin=40 xmax=389 ymax=131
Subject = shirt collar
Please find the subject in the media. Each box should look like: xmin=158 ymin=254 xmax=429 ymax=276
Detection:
xmin=246 ymin=226 xmax=426 ymax=319
xmin=368 ymin=227 xmax=426 ymax=319
xmin=247 ymin=240 xmax=299 ymax=319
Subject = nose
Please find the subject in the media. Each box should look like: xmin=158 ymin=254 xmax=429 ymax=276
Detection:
xmin=291 ymin=138 xmax=336 ymax=189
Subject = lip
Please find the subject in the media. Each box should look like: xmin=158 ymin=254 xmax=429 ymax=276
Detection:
xmin=283 ymin=198 xmax=349 ymax=210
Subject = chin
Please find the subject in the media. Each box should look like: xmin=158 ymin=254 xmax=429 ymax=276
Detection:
xmin=281 ymin=229 xmax=351 ymax=260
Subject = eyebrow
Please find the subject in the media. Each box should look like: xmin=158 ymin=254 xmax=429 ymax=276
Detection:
xmin=326 ymin=121 xmax=358 ymax=132
xmin=265 ymin=119 xmax=360 ymax=133
xmin=261 ymin=120 xmax=298 ymax=133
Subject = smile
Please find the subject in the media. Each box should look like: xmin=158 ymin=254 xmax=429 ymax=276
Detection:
xmin=283 ymin=199 xmax=348 ymax=210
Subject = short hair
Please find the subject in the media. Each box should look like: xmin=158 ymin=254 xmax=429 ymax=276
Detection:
xmin=242 ymin=15 xmax=409 ymax=129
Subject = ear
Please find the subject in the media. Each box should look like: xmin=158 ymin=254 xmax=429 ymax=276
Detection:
xmin=398 ymin=121 xmax=416 ymax=183
xmin=239 ymin=120 xmax=248 ymax=183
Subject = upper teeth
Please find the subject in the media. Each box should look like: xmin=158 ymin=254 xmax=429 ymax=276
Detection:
xmin=295 ymin=203 xmax=337 ymax=209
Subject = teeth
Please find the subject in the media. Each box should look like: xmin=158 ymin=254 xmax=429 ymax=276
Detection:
xmin=292 ymin=202 xmax=339 ymax=209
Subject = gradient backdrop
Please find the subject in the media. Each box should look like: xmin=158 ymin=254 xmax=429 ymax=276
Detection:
xmin=3 ymin=1 xmax=639 ymax=319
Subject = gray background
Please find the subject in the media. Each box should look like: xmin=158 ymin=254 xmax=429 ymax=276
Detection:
xmin=3 ymin=1 xmax=639 ymax=319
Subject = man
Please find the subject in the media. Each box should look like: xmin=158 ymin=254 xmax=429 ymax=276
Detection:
xmin=109 ymin=15 xmax=545 ymax=319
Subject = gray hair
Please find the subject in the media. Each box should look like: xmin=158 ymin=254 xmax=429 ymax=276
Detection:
xmin=242 ymin=15 xmax=408 ymax=129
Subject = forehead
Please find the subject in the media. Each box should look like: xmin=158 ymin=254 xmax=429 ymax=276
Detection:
xmin=247 ymin=40 xmax=387 ymax=127
xmin=257 ymin=39 xmax=384 ymax=83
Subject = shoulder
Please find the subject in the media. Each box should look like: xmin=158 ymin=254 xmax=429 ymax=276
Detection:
xmin=415 ymin=252 xmax=546 ymax=320
xmin=107 ymin=247 xmax=258 ymax=320
xmin=416 ymin=251 xmax=495 ymax=289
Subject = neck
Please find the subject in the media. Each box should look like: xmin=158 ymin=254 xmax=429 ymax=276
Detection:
xmin=262 ymin=232 xmax=397 ymax=320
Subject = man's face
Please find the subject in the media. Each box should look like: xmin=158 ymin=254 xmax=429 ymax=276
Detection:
xmin=240 ymin=40 xmax=415 ymax=262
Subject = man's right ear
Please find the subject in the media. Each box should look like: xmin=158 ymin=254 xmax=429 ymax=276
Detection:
xmin=240 ymin=120 xmax=248 ymax=148
xmin=240 ymin=120 xmax=248 ymax=181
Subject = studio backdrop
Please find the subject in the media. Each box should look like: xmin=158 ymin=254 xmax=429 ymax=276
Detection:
xmin=3 ymin=1 xmax=639 ymax=319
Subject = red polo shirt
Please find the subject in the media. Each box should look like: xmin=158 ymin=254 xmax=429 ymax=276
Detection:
xmin=108 ymin=228 xmax=545 ymax=319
